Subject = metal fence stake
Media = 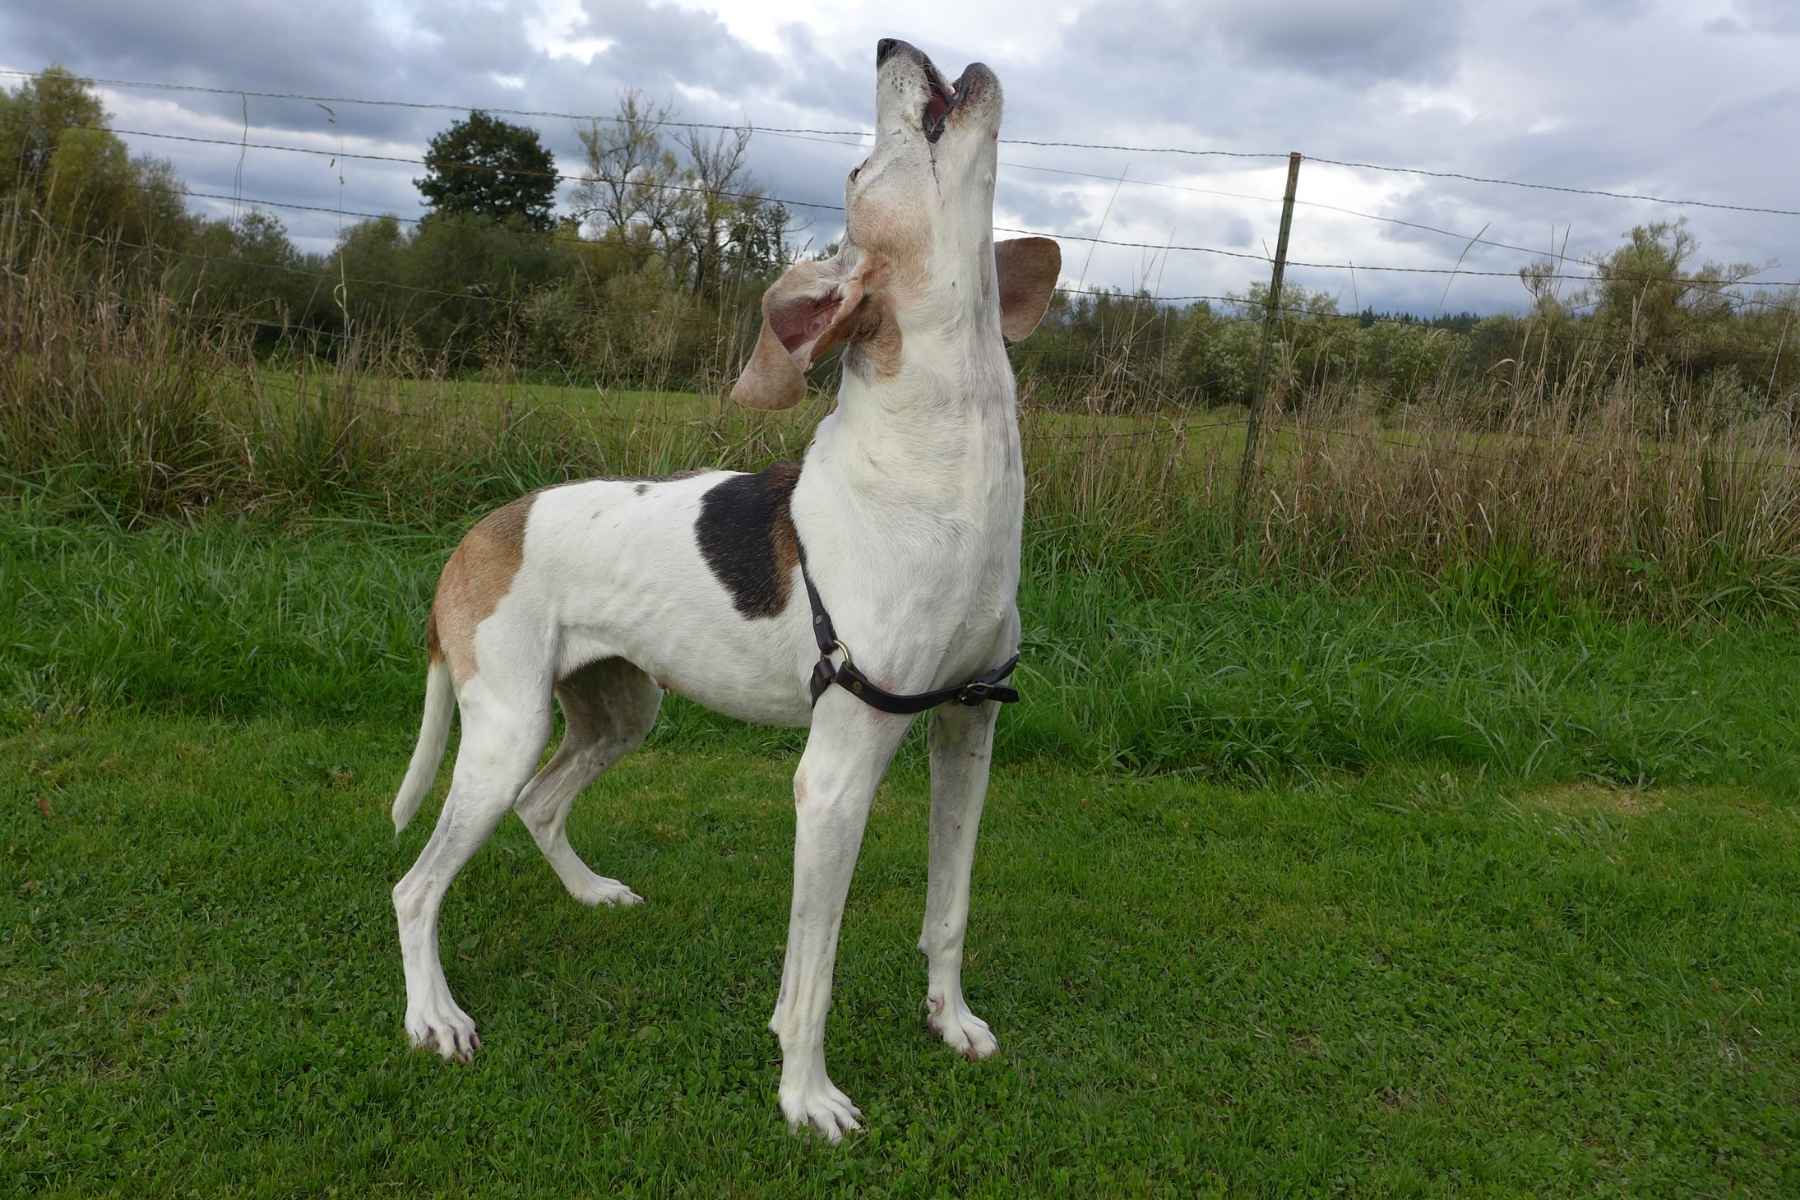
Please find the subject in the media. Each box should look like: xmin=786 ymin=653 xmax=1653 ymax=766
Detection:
xmin=1236 ymin=151 xmax=1303 ymax=542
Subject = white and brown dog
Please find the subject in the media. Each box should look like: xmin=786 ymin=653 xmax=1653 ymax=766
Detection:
xmin=388 ymin=38 xmax=1059 ymax=1140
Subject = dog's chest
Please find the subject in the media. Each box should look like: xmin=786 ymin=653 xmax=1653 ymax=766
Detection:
xmin=799 ymin=422 xmax=1021 ymax=687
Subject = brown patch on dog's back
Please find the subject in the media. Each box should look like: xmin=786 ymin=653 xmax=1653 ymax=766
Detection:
xmin=430 ymin=492 xmax=536 ymax=683
xmin=695 ymin=463 xmax=803 ymax=618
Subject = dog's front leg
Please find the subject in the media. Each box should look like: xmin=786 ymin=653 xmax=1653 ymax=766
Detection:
xmin=770 ymin=698 xmax=910 ymax=1141
xmin=921 ymin=699 xmax=1003 ymax=1060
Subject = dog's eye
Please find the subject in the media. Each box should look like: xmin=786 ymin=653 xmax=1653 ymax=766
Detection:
xmin=849 ymin=164 xmax=861 ymax=183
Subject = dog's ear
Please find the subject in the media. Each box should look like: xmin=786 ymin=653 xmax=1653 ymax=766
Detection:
xmin=994 ymin=237 xmax=1061 ymax=342
xmin=732 ymin=256 xmax=868 ymax=410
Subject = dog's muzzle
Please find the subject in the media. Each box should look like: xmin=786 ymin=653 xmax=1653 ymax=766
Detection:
xmin=879 ymin=38 xmax=985 ymax=144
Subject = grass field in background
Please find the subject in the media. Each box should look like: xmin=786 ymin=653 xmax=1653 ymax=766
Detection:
xmin=7 ymin=711 xmax=1798 ymax=1197
xmin=257 ymin=366 xmax=1248 ymax=447
xmin=255 ymin=368 xmax=1800 ymax=475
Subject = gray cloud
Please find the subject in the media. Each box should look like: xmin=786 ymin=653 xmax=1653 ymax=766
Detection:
xmin=1723 ymin=0 xmax=1800 ymax=34
xmin=1532 ymin=0 xmax=1652 ymax=26
xmin=571 ymin=0 xmax=781 ymax=97
xmin=1212 ymin=0 xmax=1465 ymax=84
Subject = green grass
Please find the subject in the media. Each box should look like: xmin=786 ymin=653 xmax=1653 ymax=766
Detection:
xmin=4 ymin=490 xmax=1798 ymax=1194
xmin=4 ymin=496 xmax=1796 ymax=787
xmin=6 ymin=712 xmax=1798 ymax=1197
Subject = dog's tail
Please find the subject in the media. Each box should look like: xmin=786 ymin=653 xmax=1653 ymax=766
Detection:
xmin=392 ymin=653 xmax=454 ymax=833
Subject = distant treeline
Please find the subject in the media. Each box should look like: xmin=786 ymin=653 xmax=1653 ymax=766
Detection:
xmin=1014 ymin=218 xmax=1797 ymax=417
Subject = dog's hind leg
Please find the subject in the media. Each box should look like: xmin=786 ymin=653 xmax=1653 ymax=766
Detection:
xmin=920 ymin=699 xmax=1002 ymax=1061
xmin=392 ymin=676 xmax=551 ymax=1062
xmin=513 ymin=657 xmax=661 ymax=907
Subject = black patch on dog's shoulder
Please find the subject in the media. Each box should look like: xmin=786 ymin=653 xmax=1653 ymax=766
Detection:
xmin=696 ymin=462 xmax=802 ymax=618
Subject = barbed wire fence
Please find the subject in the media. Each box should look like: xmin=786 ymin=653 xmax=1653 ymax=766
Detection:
xmin=8 ymin=66 xmax=1800 ymax=504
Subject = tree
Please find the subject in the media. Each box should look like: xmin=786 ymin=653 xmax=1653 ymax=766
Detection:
xmin=723 ymin=198 xmax=791 ymax=284
xmin=43 ymin=128 xmax=133 ymax=233
xmin=670 ymin=124 xmax=753 ymax=296
xmin=176 ymin=210 xmax=317 ymax=333
xmin=1579 ymin=220 xmax=1756 ymax=362
xmin=0 ymin=66 xmax=106 ymax=201
xmin=414 ymin=110 xmax=557 ymax=231
xmin=570 ymin=90 xmax=680 ymax=245
xmin=322 ymin=215 xmax=412 ymax=333
xmin=128 ymin=157 xmax=193 ymax=248
xmin=2 ymin=69 xmax=191 ymax=255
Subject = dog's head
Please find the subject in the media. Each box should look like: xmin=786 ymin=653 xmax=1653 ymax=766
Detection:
xmin=732 ymin=39 xmax=1061 ymax=410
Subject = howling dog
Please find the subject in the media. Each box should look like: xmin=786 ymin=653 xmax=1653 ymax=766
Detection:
xmin=389 ymin=37 xmax=1059 ymax=1140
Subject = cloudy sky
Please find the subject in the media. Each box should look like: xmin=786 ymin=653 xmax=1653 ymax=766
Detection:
xmin=4 ymin=0 xmax=1798 ymax=314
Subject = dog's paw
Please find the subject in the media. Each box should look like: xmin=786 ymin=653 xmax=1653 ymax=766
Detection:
xmin=569 ymin=874 xmax=645 ymax=908
xmin=779 ymin=1079 xmax=863 ymax=1143
xmin=925 ymin=994 xmax=1000 ymax=1061
xmin=405 ymin=997 xmax=480 ymax=1063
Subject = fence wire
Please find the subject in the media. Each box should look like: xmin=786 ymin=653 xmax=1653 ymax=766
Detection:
xmin=87 ymin=123 xmax=1800 ymax=296
xmin=13 ymin=63 xmax=1800 ymax=490
xmin=12 ymin=65 xmax=1794 ymax=218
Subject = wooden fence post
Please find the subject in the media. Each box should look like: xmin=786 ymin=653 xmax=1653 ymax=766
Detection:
xmin=1235 ymin=151 xmax=1303 ymax=541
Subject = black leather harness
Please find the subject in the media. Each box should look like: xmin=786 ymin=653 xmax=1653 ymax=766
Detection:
xmin=798 ymin=554 xmax=1021 ymax=714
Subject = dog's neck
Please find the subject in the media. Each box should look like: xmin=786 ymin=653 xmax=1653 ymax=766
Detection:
xmin=816 ymin=326 xmax=1019 ymax=524
xmin=807 ymin=223 xmax=1025 ymax=525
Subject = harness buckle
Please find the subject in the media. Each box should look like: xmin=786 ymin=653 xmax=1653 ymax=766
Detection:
xmin=956 ymin=681 xmax=993 ymax=705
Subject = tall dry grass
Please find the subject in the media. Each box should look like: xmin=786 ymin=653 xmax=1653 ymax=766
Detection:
xmin=1236 ymin=318 xmax=1800 ymax=616
xmin=4 ymin=208 xmax=1798 ymax=618
xmin=0 ymin=213 xmax=818 ymax=524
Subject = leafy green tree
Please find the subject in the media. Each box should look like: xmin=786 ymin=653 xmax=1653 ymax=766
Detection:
xmin=0 ymin=66 xmax=106 ymax=201
xmin=392 ymin=212 xmax=570 ymax=356
xmin=1 ymin=69 xmax=190 ymax=257
xmin=1571 ymin=220 xmax=1755 ymax=358
xmin=670 ymin=124 xmax=754 ymax=296
xmin=127 ymin=157 xmax=193 ymax=248
xmin=43 ymin=127 xmax=134 ymax=233
xmin=176 ymin=210 xmax=319 ymax=339
xmin=300 ymin=214 xmax=414 ymax=345
xmin=415 ymin=111 xmax=558 ymax=231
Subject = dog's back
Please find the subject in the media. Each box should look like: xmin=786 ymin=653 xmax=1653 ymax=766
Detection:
xmin=424 ymin=470 xmax=819 ymax=726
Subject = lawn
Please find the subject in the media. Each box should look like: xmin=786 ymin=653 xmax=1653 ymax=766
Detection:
xmin=4 ymin=501 xmax=1800 ymax=1196
xmin=7 ymin=712 xmax=1798 ymax=1197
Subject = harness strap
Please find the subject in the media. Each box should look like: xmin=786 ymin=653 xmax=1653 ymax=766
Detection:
xmin=800 ymin=555 xmax=1020 ymax=714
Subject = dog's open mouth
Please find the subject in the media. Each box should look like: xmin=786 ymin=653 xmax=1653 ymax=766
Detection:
xmin=921 ymin=61 xmax=964 ymax=143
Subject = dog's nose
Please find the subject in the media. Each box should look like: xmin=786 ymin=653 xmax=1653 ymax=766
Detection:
xmin=876 ymin=38 xmax=900 ymax=66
